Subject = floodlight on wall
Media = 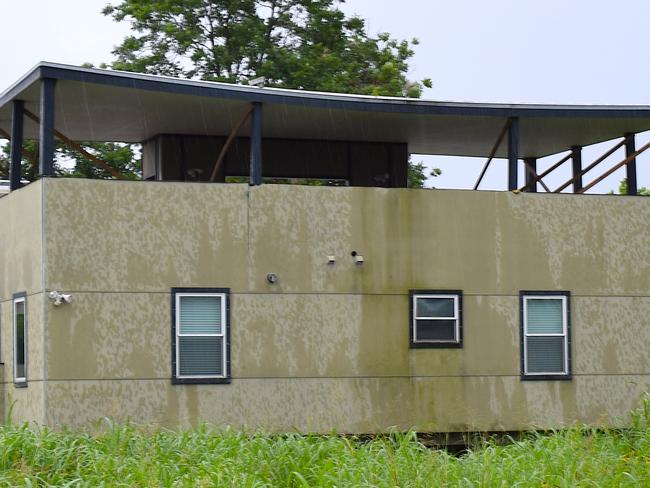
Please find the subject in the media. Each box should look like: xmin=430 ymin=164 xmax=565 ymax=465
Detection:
xmin=48 ymin=291 xmax=72 ymax=306
xmin=351 ymin=251 xmax=364 ymax=266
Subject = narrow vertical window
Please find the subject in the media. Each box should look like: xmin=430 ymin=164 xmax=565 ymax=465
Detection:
xmin=409 ymin=290 xmax=463 ymax=348
xmin=172 ymin=288 xmax=230 ymax=384
xmin=13 ymin=293 xmax=27 ymax=386
xmin=521 ymin=291 xmax=571 ymax=380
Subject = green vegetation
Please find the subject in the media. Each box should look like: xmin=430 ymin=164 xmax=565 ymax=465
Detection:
xmin=0 ymin=397 xmax=648 ymax=487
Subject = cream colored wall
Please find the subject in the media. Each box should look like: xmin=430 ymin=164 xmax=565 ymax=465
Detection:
xmin=41 ymin=178 xmax=650 ymax=430
xmin=0 ymin=181 xmax=46 ymax=424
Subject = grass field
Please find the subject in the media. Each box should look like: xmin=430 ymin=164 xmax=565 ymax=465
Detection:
xmin=0 ymin=397 xmax=648 ymax=487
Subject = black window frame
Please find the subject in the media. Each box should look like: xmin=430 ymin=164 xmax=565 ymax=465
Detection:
xmin=409 ymin=290 xmax=463 ymax=349
xmin=13 ymin=291 xmax=27 ymax=388
xmin=171 ymin=287 xmax=231 ymax=385
xmin=519 ymin=290 xmax=572 ymax=381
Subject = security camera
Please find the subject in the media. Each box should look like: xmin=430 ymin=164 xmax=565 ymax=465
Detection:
xmin=48 ymin=291 xmax=72 ymax=306
xmin=350 ymin=251 xmax=364 ymax=266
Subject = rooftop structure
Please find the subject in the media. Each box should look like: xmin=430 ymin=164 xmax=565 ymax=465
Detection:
xmin=1 ymin=62 xmax=649 ymax=193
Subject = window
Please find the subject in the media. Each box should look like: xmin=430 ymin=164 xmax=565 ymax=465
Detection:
xmin=13 ymin=293 xmax=27 ymax=387
xmin=520 ymin=291 xmax=571 ymax=380
xmin=409 ymin=290 xmax=462 ymax=348
xmin=171 ymin=288 xmax=230 ymax=384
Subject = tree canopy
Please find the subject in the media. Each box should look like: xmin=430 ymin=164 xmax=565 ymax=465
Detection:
xmin=2 ymin=1 xmax=433 ymax=187
xmin=103 ymin=0 xmax=431 ymax=98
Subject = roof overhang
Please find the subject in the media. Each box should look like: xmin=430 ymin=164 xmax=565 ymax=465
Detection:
xmin=2 ymin=62 xmax=650 ymax=159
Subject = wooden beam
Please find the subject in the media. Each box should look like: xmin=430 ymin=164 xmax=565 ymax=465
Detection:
xmin=518 ymin=152 xmax=572 ymax=192
xmin=473 ymin=119 xmax=511 ymax=190
xmin=523 ymin=157 xmax=537 ymax=192
xmin=553 ymin=139 xmax=626 ymax=193
xmin=523 ymin=159 xmax=550 ymax=192
xmin=23 ymin=109 xmax=126 ymax=180
xmin=578 ymin=141 xmax=650 ymax=194
xmin=0 ymin=127 xmax=38 ymax=174
xmin=210 ymin=104 xmax=254 ymax=182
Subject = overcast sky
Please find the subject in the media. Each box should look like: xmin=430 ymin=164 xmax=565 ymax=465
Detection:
xmin=2 ymin=0 xmax=649 ymax=192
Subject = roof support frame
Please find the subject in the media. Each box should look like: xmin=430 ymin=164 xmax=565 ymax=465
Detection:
xmin=571 ymin=146 xmax=583 ymax=193
xmin=38 ymin=78 xmax=56 ymax=177
xmin=9 ymin=100 xmax=24 ymax=190
xmin=523 ymin=158 xmax=552 ymax=192
xmin=578 ymin=141 xmax=650 ymax=194
xmin=553 ymin=138 xmax=626 ymax=193
xmin=209 ymin=104 xmax=254 ymax=182
xmin=23 ymin=109 xmax=125 ymax=179
xmin=519 ymin=152 xmax=572 ymax=192
xmin=473 ymin=119 xmax=511 ymax=190
xmin=507 ymin=117 xmax=519 ymax=191
xmin=250 ymin=102 xmax=263 ymax=186
xmin=625 ymin=133 xmax=637 ymax=195
xmin=523 ymin=157 xmax=538 ymax=192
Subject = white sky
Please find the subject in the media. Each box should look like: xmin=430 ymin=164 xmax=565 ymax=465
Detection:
xmin=2 ymin=0 xmax=650 ymax=192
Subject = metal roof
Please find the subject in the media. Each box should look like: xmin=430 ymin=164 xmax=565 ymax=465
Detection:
xmin=2 ymin=62 xmax=650 ymax=158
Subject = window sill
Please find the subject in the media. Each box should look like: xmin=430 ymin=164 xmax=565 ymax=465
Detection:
xmin=521 ymin=374 xmax=572 ymax=381
xmin=172 ymin=377 xmax=231 ymax=385
xmin=14 ymin=381 xmax=28 ymax=388
xmin=410 ymin=342 xmax=463 ymax=349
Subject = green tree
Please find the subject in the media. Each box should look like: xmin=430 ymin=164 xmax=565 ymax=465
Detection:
xmin=103 ymin=0 xmax=435 ymax=186
xmin=2 ymin=1 xmax=434 ymax=187
xmin=103 ymin=0 xmax=432 ymax=97
xmin=617 ymin=178 xmax=650 ymax=196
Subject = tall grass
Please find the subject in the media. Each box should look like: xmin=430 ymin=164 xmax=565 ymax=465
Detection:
xmin=0 ymin=397 xmax=648 ymax=487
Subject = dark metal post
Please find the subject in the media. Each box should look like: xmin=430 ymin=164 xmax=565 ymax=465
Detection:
xmin=9 ymin=100 xmax=25 ymax=190
xmin=523 ymin=157 xmax=537 ymax=193
xmin=507 ymin=117 xmax=519 ymax=191
xmin=624 ymin=133 xmax=637 ymax=195
xmin=39 ymin=78 xmax=56 ymax=176
xmin=571 ymin=146 xmax=583 ymax=193
xmin=249 ymin=102 xmax=263 ymax=186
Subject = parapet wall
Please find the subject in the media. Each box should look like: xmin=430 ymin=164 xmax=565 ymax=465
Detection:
xmin=21 ymin=178 xmax=650 ymax=430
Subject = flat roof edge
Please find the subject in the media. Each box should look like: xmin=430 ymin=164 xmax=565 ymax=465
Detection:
xmin=3 ymin=62 xmax=650 ymax=119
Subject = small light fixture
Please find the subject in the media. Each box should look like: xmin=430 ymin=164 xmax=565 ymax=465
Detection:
xmin=327 ymin=255 xmax=336 ymax=264
xmin=266 ymin=273 xmax=278 ymax=284
xmin=351 ymin=251 xmax=364 ymax=266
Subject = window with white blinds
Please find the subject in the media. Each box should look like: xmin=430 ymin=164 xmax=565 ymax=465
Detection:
xmin=173 ymin=290 xmax=229 ymax=382
xmin=410 ymin=291 xmax=463 ymax=348
xmin=521 ymin=293 xmax=570 ymax=378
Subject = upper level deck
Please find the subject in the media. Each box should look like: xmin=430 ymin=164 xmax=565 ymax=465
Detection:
xmin=1 ymin=62 xmax=649 ymax=193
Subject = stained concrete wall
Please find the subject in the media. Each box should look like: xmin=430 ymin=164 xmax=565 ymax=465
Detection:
xmin=35 ymin=178 xmax=650 ymax=430
xmin=0 ymin=181 xmax=46 ymax=424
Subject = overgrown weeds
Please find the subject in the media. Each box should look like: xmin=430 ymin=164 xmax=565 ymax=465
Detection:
xmin=0 ymin=396 xmax=648 ymax=487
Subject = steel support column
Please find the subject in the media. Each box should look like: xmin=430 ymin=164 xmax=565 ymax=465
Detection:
xmin=523 ymin=157 xmax=537 ymax=192
xmin=624 ymin=133 xmax=637 ymax=195
xmin=249 ymin=102 xmax=263 ymax=186
xmin=571 ymin=146 xmax=583 ymax=193
xmin=39 ymin=78 xmax=56 ymax=176
xmin=507 ymin=117 xmax=519 ymax=190
xmin=9 ymin=100 xmax=25 ymax=190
